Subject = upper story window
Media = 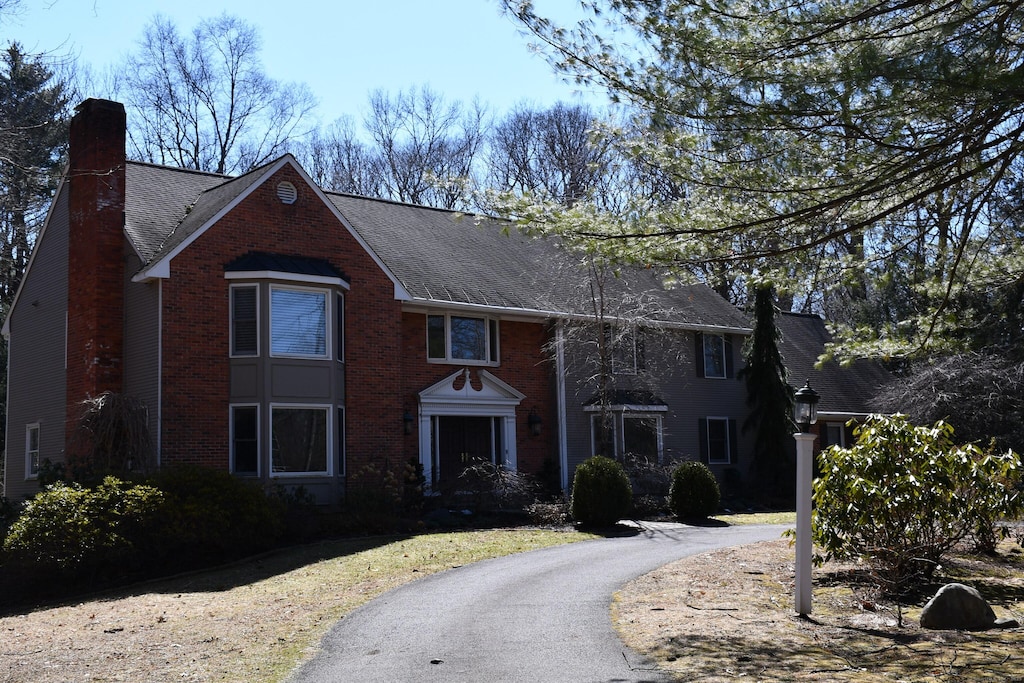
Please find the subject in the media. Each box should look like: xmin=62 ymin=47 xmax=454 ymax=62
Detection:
xmin=427 ymin=313 xmax=499 ymax=364
xmin=608 ymin=327 xmax=644 ymax=375
xmin=226 ymin=252 xmax=349 ymax=361
xmin=271 ymin=286 xmax=329 ymax=358
xmin=697 ymin=332 xmax=733 ymax=379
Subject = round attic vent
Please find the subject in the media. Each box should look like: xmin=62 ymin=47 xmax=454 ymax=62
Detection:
xmin=277 ymin=181 xmax=298 ymax=205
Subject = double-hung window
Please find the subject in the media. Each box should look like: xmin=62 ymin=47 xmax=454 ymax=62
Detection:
xmin=271 ymin=286 xmax=329 ymax=358
xmin=427 ymin=313 xmax=499 ymax=364
xmin=697 ymin=333 xmax=733 ymax=379
xmin=25 ymin=423 xmax=40 ymax=479
xmin=608 ymin=326 xmax=643 ymax=375
xmin=271 ymin=405 xmax=330 ymax=475
xmin=700 ymin=417 xmax=736 ymax=465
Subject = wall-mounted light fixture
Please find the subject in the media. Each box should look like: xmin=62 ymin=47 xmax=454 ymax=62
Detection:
xmin=527 ymin=409 xmax=542 ymax=437
xmin=403 ymin=409 xmax=415 ymax=435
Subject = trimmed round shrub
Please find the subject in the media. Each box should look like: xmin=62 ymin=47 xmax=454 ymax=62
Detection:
xmin=570 ymin=455 xmax=632 ymax=527
xmin=669 ymin=461 xmax=720 ymax=520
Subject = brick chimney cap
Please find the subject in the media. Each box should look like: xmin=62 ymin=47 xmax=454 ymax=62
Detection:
xmin=74 ymin=98 xmax=126 ymax=115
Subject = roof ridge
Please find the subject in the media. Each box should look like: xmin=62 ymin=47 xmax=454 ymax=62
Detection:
xmin=126 ymin=159 xmax=229 ymax=180
xmin=326 ymin=189 xmax=506 ymax=223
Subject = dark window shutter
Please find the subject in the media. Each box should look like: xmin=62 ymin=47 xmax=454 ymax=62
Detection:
xmin=698 ymin=418 xmax=708 ymax=462
xmin=231 ymin=286 xmax=258 ymax=356
xmin=728 ymin=418 xmax=738 ymax=464
xmin=724 ymin=335 xmax=735 ymax=378
xmin=695 ymin=333 xmax=705 ymax=377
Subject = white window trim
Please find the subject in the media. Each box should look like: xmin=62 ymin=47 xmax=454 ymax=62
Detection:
xmin=703 ymin=334 xmax=727 ymax=379
xmin=230 ymin=284 xmax=260 ymax=358
xmin=622 ymin=412 xmax=664 ymax=462
xmin=426 ymin=312 xmax=499 ymax=366
xmin=269 ymin=403 xmax=333 ymax=477
xmin=25 ymin=423 xmax=40 ymax=480
xmin=337 ymin=406 xmax=346 ymax=477
xmin=336 ymin=293 xmax=345 ymax=363
xmin=230 ymin=404 xmax=260 ymax=476
xmin=269 ymin=284 xmax=332 ymax=360
xmin=705 ymin=416 xmax=732 ymax=465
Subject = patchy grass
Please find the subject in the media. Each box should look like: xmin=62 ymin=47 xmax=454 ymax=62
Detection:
xmin=1 ymin=528 xmax=596 ymax=683
xmin=715 ymin=510 xmax=797 ymax=526
xmin=614 ymin=537 xmax=1024 ymax=682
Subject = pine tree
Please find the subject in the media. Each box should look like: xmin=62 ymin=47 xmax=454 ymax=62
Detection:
xmin=737 ymin=285 xmax=794 ymax=501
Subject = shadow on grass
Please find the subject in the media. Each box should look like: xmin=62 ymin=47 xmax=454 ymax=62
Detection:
xmin=0 ymin=532 xmax=416 ymax=617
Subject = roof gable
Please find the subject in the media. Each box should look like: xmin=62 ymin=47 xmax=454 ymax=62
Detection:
xmin=127 ymin=156 xmax=407 ymax=298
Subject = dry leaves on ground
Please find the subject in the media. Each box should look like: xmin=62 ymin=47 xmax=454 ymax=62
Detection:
xmin=613 ymin=539 xmax=1024 ymax=682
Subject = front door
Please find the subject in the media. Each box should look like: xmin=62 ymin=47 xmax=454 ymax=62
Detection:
xmin=435 ymin=416 xmax=498 ymax=485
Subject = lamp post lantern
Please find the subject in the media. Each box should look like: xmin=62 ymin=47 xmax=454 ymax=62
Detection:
xmin=793 ymin=380 xmax=820 ymax=616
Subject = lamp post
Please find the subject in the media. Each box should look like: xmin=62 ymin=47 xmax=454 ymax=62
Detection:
xmin=793 ymin=380 xmax=820 ymax=616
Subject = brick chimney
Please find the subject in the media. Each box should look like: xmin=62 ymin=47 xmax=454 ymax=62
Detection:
xmin=66 ymin=99 xmax=127 ymax=434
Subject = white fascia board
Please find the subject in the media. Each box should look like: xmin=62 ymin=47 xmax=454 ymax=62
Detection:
xmin=224 ymin=270 xmax=351 ymax=290
xmin=401 ymin=299 xmax=554 ymax=323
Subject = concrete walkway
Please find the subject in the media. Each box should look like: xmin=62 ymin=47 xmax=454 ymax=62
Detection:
xmin=287 ymin=522 xmax=787 ymax=682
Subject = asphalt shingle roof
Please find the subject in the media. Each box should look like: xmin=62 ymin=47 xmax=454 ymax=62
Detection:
xmin=121 ymin=157 xmax=752 ymax=332
xmin=776 ymin=312 xmax=892 ymax=415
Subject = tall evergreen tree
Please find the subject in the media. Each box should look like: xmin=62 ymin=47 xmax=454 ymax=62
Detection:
xmin=0 ymin=43 xmax=70 ymax=301
xmin=737 ymin=285 xmax=794 ymax=501
xmin=0 ymin=42 xmax=72 ymax=465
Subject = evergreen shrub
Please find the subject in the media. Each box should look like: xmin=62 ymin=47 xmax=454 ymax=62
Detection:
xmin=570 ymin=455 xmax=632 ymax=527
xmin=669 ymin=461 xmax=721 ymax=519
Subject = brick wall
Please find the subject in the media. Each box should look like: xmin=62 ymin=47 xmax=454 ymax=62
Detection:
xmin=398 ymin=313 xmax=557 ymax=476
xmin=159 ymin=164 xmax=404 ymax=472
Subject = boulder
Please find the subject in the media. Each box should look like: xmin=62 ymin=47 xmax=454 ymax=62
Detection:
xmin=919 ymin=583 xmax=1015 ymax=631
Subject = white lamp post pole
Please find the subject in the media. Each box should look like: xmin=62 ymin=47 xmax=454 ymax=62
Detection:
xmin=794 ymin=431 xmax=816 ymax=616
xmin=792 ymin=380 xmax=820 ymax=617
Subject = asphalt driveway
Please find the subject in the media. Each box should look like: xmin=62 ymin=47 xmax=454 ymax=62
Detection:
xmin=287 ymin=521 xmax=787 ymax=682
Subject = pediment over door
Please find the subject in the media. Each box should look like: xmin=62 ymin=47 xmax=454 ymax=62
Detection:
xmin=419 ymin=368 xmax=526 ymax=415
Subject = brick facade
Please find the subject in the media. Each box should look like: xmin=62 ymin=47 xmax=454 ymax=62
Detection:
xmin=158 ymin=165 xmax=405 ymax=476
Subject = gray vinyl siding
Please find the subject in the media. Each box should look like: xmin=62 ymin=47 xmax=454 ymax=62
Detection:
xmin=563 ymin=329 xmax=752 ymax=491
xmin=4 ymin=188 xmax=70 ymax=501
xmin=123 ymin=248 xmax=162 ymax=465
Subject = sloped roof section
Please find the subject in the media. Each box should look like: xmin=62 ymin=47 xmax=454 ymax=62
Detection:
xmin=327 ymin=192 xmax=750 ymax=331
xmin=120 ymin=155 xmax=750 ymax=331
xmin=777 ymin=312 xmax=892 ymax=415
xmin=124 ymin=162 xmax=226 ymax=260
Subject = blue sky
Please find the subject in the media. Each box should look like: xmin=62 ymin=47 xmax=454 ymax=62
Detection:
xmin=5 ymin=0 xmax=604 ymax=124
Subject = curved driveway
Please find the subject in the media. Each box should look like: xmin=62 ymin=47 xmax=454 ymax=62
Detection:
xmin=288 ymin=522 xmax=786 ymax=683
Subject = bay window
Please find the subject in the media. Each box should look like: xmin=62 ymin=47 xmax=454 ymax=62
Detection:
xmin=271 ymin=286 xmax=329 ymax=358
xmin=271 ymin=405 xmax=330 ymax=475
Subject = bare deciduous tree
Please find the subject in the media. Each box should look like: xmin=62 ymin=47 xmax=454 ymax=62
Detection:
xmin=115 ymin=13 xmax=316 ymax=174
xmin=363 ymin=86 xmax=485 ymax=210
